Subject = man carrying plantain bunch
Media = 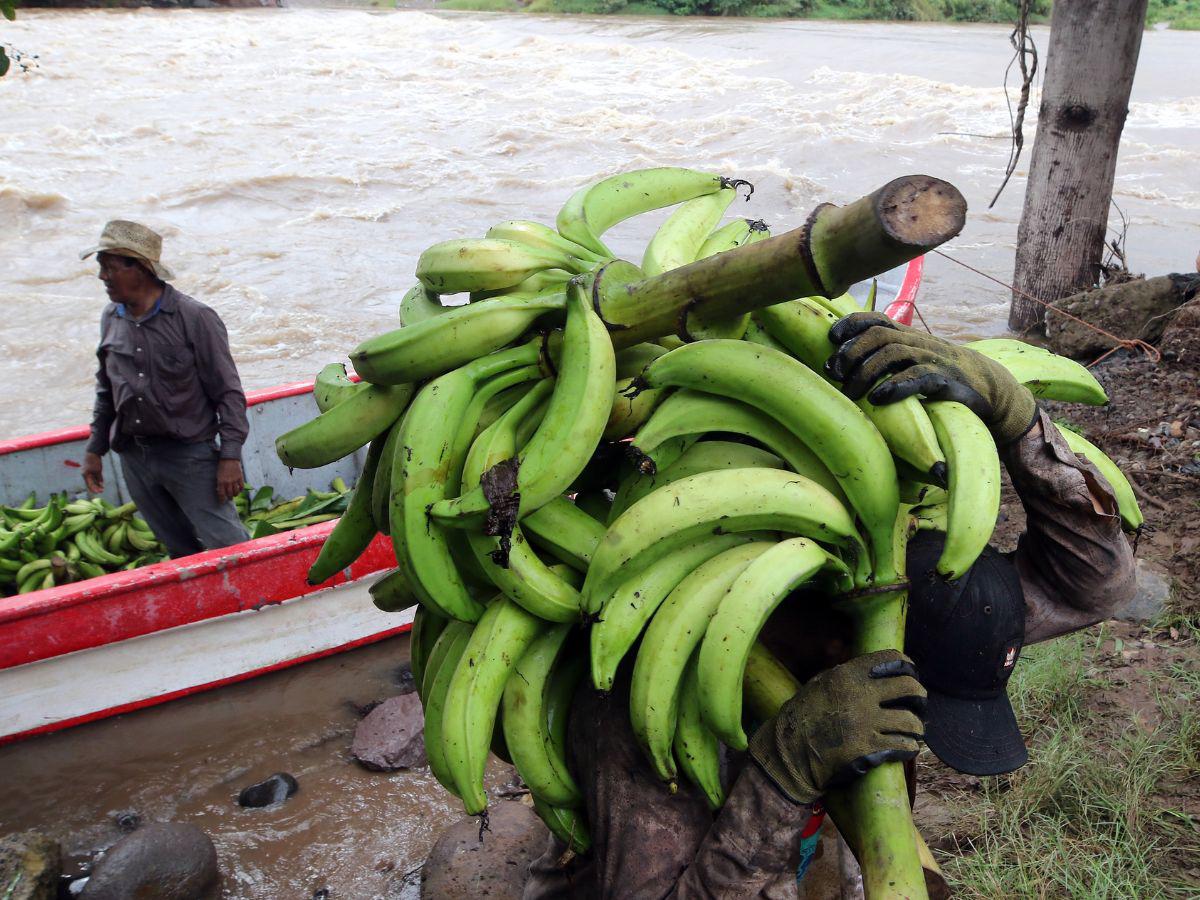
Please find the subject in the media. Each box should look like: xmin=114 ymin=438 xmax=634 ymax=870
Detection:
xmin=515 ymin=313 xmax=1135 ymax=899
xmin=80 ymin=221 xmax=250 ymax=559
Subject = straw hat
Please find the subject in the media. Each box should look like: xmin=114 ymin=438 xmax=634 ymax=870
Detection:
xmin=80 ymin=220 xmax=175 ymax=281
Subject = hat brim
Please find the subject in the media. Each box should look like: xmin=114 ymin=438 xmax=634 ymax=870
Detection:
xmin=923 ymin=689 xmax=1028 ymax=777
xmin=80 ymin=247 xmax=174 ymax=281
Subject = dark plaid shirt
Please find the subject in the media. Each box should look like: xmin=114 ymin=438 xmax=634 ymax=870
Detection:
xmin=87 ymin=284 xmax=248 ymax=460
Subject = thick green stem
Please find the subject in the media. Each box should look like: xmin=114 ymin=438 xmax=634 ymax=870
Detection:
xmin=595 ymin=175 xmax=966 ymax=349
xmin=828 ymin=530 xmax=927 ymax=900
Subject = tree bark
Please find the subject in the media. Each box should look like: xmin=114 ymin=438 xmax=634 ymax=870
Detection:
xmin=1010 ymin=0 xmax=1148 ymax=332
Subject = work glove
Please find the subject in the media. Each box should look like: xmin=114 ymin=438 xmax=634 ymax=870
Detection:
xmin=825 ymin=312 xmax=1039 ymax=445
xmin=750 ymin=649 xmax=927 ymax=805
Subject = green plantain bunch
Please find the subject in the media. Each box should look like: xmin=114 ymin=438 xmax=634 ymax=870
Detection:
xmin=275 ymin=167 xmax=1141 ymax=894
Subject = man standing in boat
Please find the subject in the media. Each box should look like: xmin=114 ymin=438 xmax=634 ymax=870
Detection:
xmin=80 ymin=221 xmax=250 ymax=558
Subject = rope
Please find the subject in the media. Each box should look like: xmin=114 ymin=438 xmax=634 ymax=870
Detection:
xmin=989 ymin=0 xmax=1039 ymax=209
xmin=931 ymin=249 xmax=1161 ymax=366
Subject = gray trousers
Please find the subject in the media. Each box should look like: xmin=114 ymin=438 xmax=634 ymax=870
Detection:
xmin=117 ymin=439 xmax=249 ymax=559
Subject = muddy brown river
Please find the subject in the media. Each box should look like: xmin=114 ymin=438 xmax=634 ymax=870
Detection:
xmin=1 ymin=8 xmax=1198 ymax=897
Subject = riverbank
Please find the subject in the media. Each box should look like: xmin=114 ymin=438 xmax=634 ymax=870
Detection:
xmin=923 ymin=340 xmax=1200 ymax=897
xmin=432 ymin=0 xmax=1200 ymax=28
xmin=11 ymin=0 xmax=1200 ymax=27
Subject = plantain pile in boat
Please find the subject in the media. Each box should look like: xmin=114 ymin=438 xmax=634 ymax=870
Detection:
xmin=0 ymin=496 xmax=169 ymax=594
xmin=275 ymin=168 xmax=1141 ymax=899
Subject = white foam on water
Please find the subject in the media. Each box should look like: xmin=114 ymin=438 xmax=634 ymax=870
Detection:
xmin=2 ymin=9 xmax=1197 ymax=435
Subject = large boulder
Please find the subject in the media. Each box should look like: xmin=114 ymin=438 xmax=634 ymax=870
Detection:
xmin=1045 ymin=273 xmax=1200 ymax=359
xmin=80 ymin=823 xmax=219 ymax=900
xmin=351 ymin=693 xmax=426 ymax=772
xmin=0 ymin=831 xmax=61 ymax=900
xmin=421 ymin=801 xmax=548 ymax=899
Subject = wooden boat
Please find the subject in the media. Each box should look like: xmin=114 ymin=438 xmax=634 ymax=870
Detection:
xmin=0 ymin=259 xmax=921 ymax=745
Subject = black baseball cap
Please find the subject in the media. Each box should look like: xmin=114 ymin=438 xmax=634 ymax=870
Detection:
xmin=904 ymin=531 xmax=1028 ymax=776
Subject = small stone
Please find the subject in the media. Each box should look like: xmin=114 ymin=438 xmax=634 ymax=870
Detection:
xmin=80 ymin=823 xmax=218 ymax=900
xmin=237 ymin=773 xmax=299 ymax=808
xmin=0 ymin=831 xmax=61 ymax=900
xmin=1114 ymin=558 xmax=1173 ymax=623
xmin=113 ymin=811 xmax=141 ymax=833
xmin=351 ymin=693 xmax=426 ymax=772
xmin=68 ymin=878 xmax=89 ymax=896
xmin=393 ymin=662 xmax=417 ymax=694
xmin=1170 ymin=420 xmax=1185 ymax=437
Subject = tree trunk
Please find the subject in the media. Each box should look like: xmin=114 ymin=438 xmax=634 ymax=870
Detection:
xmin=1010 ymin=0 xmax=1148 ymax=332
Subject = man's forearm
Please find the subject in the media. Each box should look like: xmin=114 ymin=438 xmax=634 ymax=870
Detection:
xmin=670 ymin=764 xmax=819 ymax=899
xmin=1003 ymin=408 xmax=1136 ymax=643
xmin=87 ymin=395 xmax=115 ymax=456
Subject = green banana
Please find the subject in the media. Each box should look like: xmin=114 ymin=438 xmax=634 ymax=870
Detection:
xmin=631 ymin=541 xmax=772 ymax=782
xmin=371 ymin=420 xmax=404 ymax=536
xmin=74 ymin=559 xmax=107 ymax=580
xmin=501 ymin=624 xmax=582 ymax=807
xmin=521 ymin=497 xmax=606 ymax=573
xmin=604 ymin=377 xmax=667 ymax=442
xmin=15 ymin=557 xmax=51 ymax=584
xmin=590 ymin=533 xmax=761 ymax=694
xmin=411 ymin=604 xmax=448 ymax=704
xmin=614 ymin=342 xmax=668 ymax=380
xmin=608 ymin=440 xmax=784 ymax=522
xmin=641 ymin=188 xmax=737 ymax=277
xmin=1054 ymin=425 xmax=1143 ymax=531
xmin=695 ymin=217 xmax=761 ymax=259
xmin=679 ymin=222 xmax=772 ymax=343
xmin=967 ymin=338 xmax=1109 ymax=405
xmin=628 ymin=389 xmax=845 ymax=501
xmin=276 ymin=382 xmax=413 ymax=470
xmin=313 ymin=363 xmax=367 ymax=413
xmin=307 ymin=437 xmax=385 ymax=585
xmin=368 ymin=568 xmax=415 ymax=613
xmin=461 ymin=381 xmax=583 ymax=623
xmin=394 ymin=344 xmax=543 ymax=622
xmin=398 ymin=284 xmax=450 ymax=327
xmin=485 ymin=220 xmax=606 ymax=266
xmin=429 ymin=282 xmax=616 ymax=527
xmin=743 ymin=313 xmax=790 ymax=354
xmin=557 ymin=167 xmax=738 ymax=258
xmin=637 ymin=340 xmax=898 ymax=580
xmin=421 ymin=620 xmax=475 ymax=797
xmin=471 ymin=269 xmax=574 ymax=303
xmin=756 ymin=298 xmax=946 ymax=483
xmin=698 ymin=537 xmax=845 ymax=750
xmin=350 ymin=293 xmax=563 ymax=386
xmin=582 ymin=467 xmax=861 ymax=616
xmin=442 ymin=597 xmax=545 ymax=814
xmin=74 ymin=530 xmax=125 ymax=566
xmin=924 ymin=401 xmax=1001 ymax=579
xmin=416 ymin=237 xmax=586 ymax=294
xmin=106 ymin=522 xmax=128 ymax=555
xmin=125 ymin=525 xmax=159 ymax=553
xmin=531 ymin=797 xmax=591 ymax=855
xmin=673 ymin=652 xmax=725 ymax=810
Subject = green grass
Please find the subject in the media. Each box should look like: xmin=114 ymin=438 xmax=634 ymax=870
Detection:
xmin=1147 ymin=0 xmax=1200 ymax=28
xmin=937 ymin=623 xmax=1200 ymax=898
xmin=426 ymin=0 xmax=1200 ymax=27
xmin=437 ymin=0 xmax=522 ymax=10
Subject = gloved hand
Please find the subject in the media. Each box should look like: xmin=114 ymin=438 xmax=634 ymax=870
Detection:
xmin=750 ymin=649 xmax=927 ymax=805
xmin=825 ymin=312 xmax=1039 ymax=445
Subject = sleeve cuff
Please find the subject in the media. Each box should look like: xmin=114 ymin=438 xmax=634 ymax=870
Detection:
xmin=85 ymin=434 xmax=109 ymax=456
xmin=218 ymin=441 xmax=243 ymax=460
